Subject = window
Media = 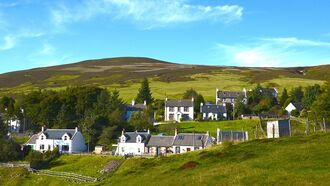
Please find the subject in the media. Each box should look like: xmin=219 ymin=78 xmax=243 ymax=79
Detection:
xmin=121 ymin=136 xmax=126 ymax=142
xmin=41 ymin=136 xmax=44 ymax=140
xmin=121 ymin=147 xmax=124 ymax=153
xmin=48 ymin=145 xmax=51 ymax=150
xmin=169 ymin=114 xmax=174 ymax=120
xmin=40 ymin=145 xmax=44 ymax=150
xmin=62 ymin=145 xmax=69 ymax=152
xmin=169 ymin=107 xmax=174 ymax=112
xmin=64 ymin=136 xmax=67 ymax=140
xmin=187 ymin=148 xmax=191 ymax=152
xmin=136 ymin=136 xmax=142 ymax=143
xmin=184 ymin=107 xmax=189 ymax=112
xmin=175 ymin=147 xmax=180 ymax=154
xmin=138 ymin=148 xmax=140 ymax=153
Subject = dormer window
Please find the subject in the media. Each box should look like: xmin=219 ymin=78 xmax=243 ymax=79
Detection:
xmin=41 ymin=136 xmax=44 ymax=140
xmin=64 ymin=136 xmax=67 ymax=140
xmin=121 ymin=136 xmax=126 ymax=143
xmin=136 ymin=135 xmax=142 ymax=143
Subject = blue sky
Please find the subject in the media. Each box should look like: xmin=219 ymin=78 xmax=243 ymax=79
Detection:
xmin=1 ymin=0 xmax=330 ymax=73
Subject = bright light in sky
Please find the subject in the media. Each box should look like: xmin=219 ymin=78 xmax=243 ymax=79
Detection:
xmin=1 ymin=0 xmax=330 ymax=73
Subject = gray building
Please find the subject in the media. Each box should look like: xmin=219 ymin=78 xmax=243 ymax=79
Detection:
xmin=216 ymin=128 xmax=248 ymax=144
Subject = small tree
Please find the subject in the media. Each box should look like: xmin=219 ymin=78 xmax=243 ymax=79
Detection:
xmin=136 ymin=78 xmax=154 ymax=104
xmin=182 ymin=88 xmax=205 ymax=114
xmin=279 ymin=88 xmax=289 ymax=106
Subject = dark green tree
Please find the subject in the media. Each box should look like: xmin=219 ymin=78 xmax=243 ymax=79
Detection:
xmin=289 ymin=86 xmax=304 ymax=103
xmin=182 ymin=88 xmax=205 ymax=113
xmin=302 ymin=84 xmax=321 ymax=109
xmin=279 ymin=88 xmax=289 ymax=106
xmin=136 ymin=78 xmax=154 ymax=104
xmin=311 ymin=82 xmax=330 ymax=119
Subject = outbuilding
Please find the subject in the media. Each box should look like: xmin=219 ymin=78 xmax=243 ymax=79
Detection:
xmin=267 ymin=120 xmax=291 ymax=138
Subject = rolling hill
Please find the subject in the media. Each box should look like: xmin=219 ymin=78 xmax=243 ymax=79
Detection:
xmin=0 ymin=57 xmax=328 ymax=101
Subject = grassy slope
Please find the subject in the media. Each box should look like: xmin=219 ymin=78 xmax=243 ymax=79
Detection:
xmin=0 ymin=155 xmax=120 ymax=186
xmin=2 ymin=133 xmax=330 ymax=185
xmin=156 ymin=119 xmax=305 ymax=140
xmin=110 ymin=133 xmax=330 ymax=186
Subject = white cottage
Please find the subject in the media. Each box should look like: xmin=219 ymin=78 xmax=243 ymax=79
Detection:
xmin=116 ymin=130 xmax=151 ymax=156
xmin=172 ymin=129 xmax=214 ymax=154
xmin=164 ymin=98 xmax=194 ymax=122
xmin=25 ymin=127 xmax=86 ymax=153
xmin=200 ymin=103 xmax=227 ymax=120
xmin=216 ymin=88 xmax=247 ymax=105
xmin=267 ymin=120 xmax=291 ymax=138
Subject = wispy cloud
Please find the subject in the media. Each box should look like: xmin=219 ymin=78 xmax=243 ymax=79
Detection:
xmin=0 ymin=35 xmax=16 ymax=50
xmin=213 ymin=37 xmax=330 ymax=67
xmin=38 ymin=43 xmax=55 ymax=55
xmin=0 ymin=2 xmax=19 ymax=8
xmin=51 ymin=0 xmax=243 ymax=29
xmin=0 ymin=31 xmax=44 ymax=51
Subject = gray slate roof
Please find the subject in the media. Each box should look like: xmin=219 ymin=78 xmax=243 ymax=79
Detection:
xmin=122 ymin=131 xmax=151 ymax=143
xmin=217 ymin=91 xmax=245 ymax=99
xmin=201 ymin=104 xmax=226 ymax=113
xmin=165 ymin=100 xmax=193 ymax=107
xmin=172 ymin=133 xmax=213 ymax=147
xmin=125 ymin=104 xmax=146 ymax=111
xmin=218 ymin=131 xmax=247 ymax=142
xmin=25 ymin=133 xmax=39 ymax=145
xmin=146 ymin=135 xmax=174 ymax=147
xmin=42 ymin=129 xmax=76 ymax=139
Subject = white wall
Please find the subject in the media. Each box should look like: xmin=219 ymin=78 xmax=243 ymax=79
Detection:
xmin=173 ymin=146 xmax=202 ymax=154
xmin=117 ymin=142 xmax=146 ymax=156
xmin=164 ymin=106 xmax=194 ymax=122
xmin=267 ymin=121 xmax=280 ymax=138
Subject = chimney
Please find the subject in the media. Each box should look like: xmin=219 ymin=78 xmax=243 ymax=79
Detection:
xmin=174 ymin=128 xmax=178 ymax=136
xmin=206 ymin=131 xmax=210 ymax=136
xmin=41 ymin=126 xmax=45 ymax=132
xmin=132 ymin=99 xmax=135 ymax=106
xmin=191 ymin=97 xmax=194 ymax=102
xmin=147 ymin=129 xmax=150 ymax=134
xmin=165 ymin=97 xmax=168 ymax=101
xmin=75 ymin=127 xmax=78 ymax=132
xmin=143 ymin=100 xmax=147 ymax=106
xmin=121 ymin=128 xmax=125 ymax=136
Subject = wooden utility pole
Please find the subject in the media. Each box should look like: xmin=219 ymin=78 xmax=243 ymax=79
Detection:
xmin=306 ymin=112 xmax=310 ymax=135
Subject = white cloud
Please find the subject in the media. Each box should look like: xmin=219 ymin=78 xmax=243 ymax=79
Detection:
xmin=214 ymin=37 xmax=330 ymax=67
xmin=260 ymin=37 xmax=330 ymax=47
xmin=50 ymin=0 xmax=243 ymax=29
xmin=0 ymin=35 xmax=16 ymax=50
xmin=0 ymin=31 xmax=44 ymax=51
xmin=38 ymin=43 xmax=55 ymax=55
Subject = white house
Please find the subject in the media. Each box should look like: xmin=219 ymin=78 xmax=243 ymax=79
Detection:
xmin=116 ymin=130 xmax=151 ymax=156
xmin=200 ymin=103 xmax=227 ymax=120
xmin=25 ymin=127 xmax=86 ymax=153
xmin=216 ymin=88 xmax=247 ymax=105
xmin=8 ymin=119 xmax=21 ymax=133
xmin=267 ymin=120 xmax=291 ymax=138
xmin=164 ymin=98 xmax=194 ymax=122
xmin=285 ymin=102 xmax=302 ymax=114
xmin=172 ymin=129 xmax=214 ymax=154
